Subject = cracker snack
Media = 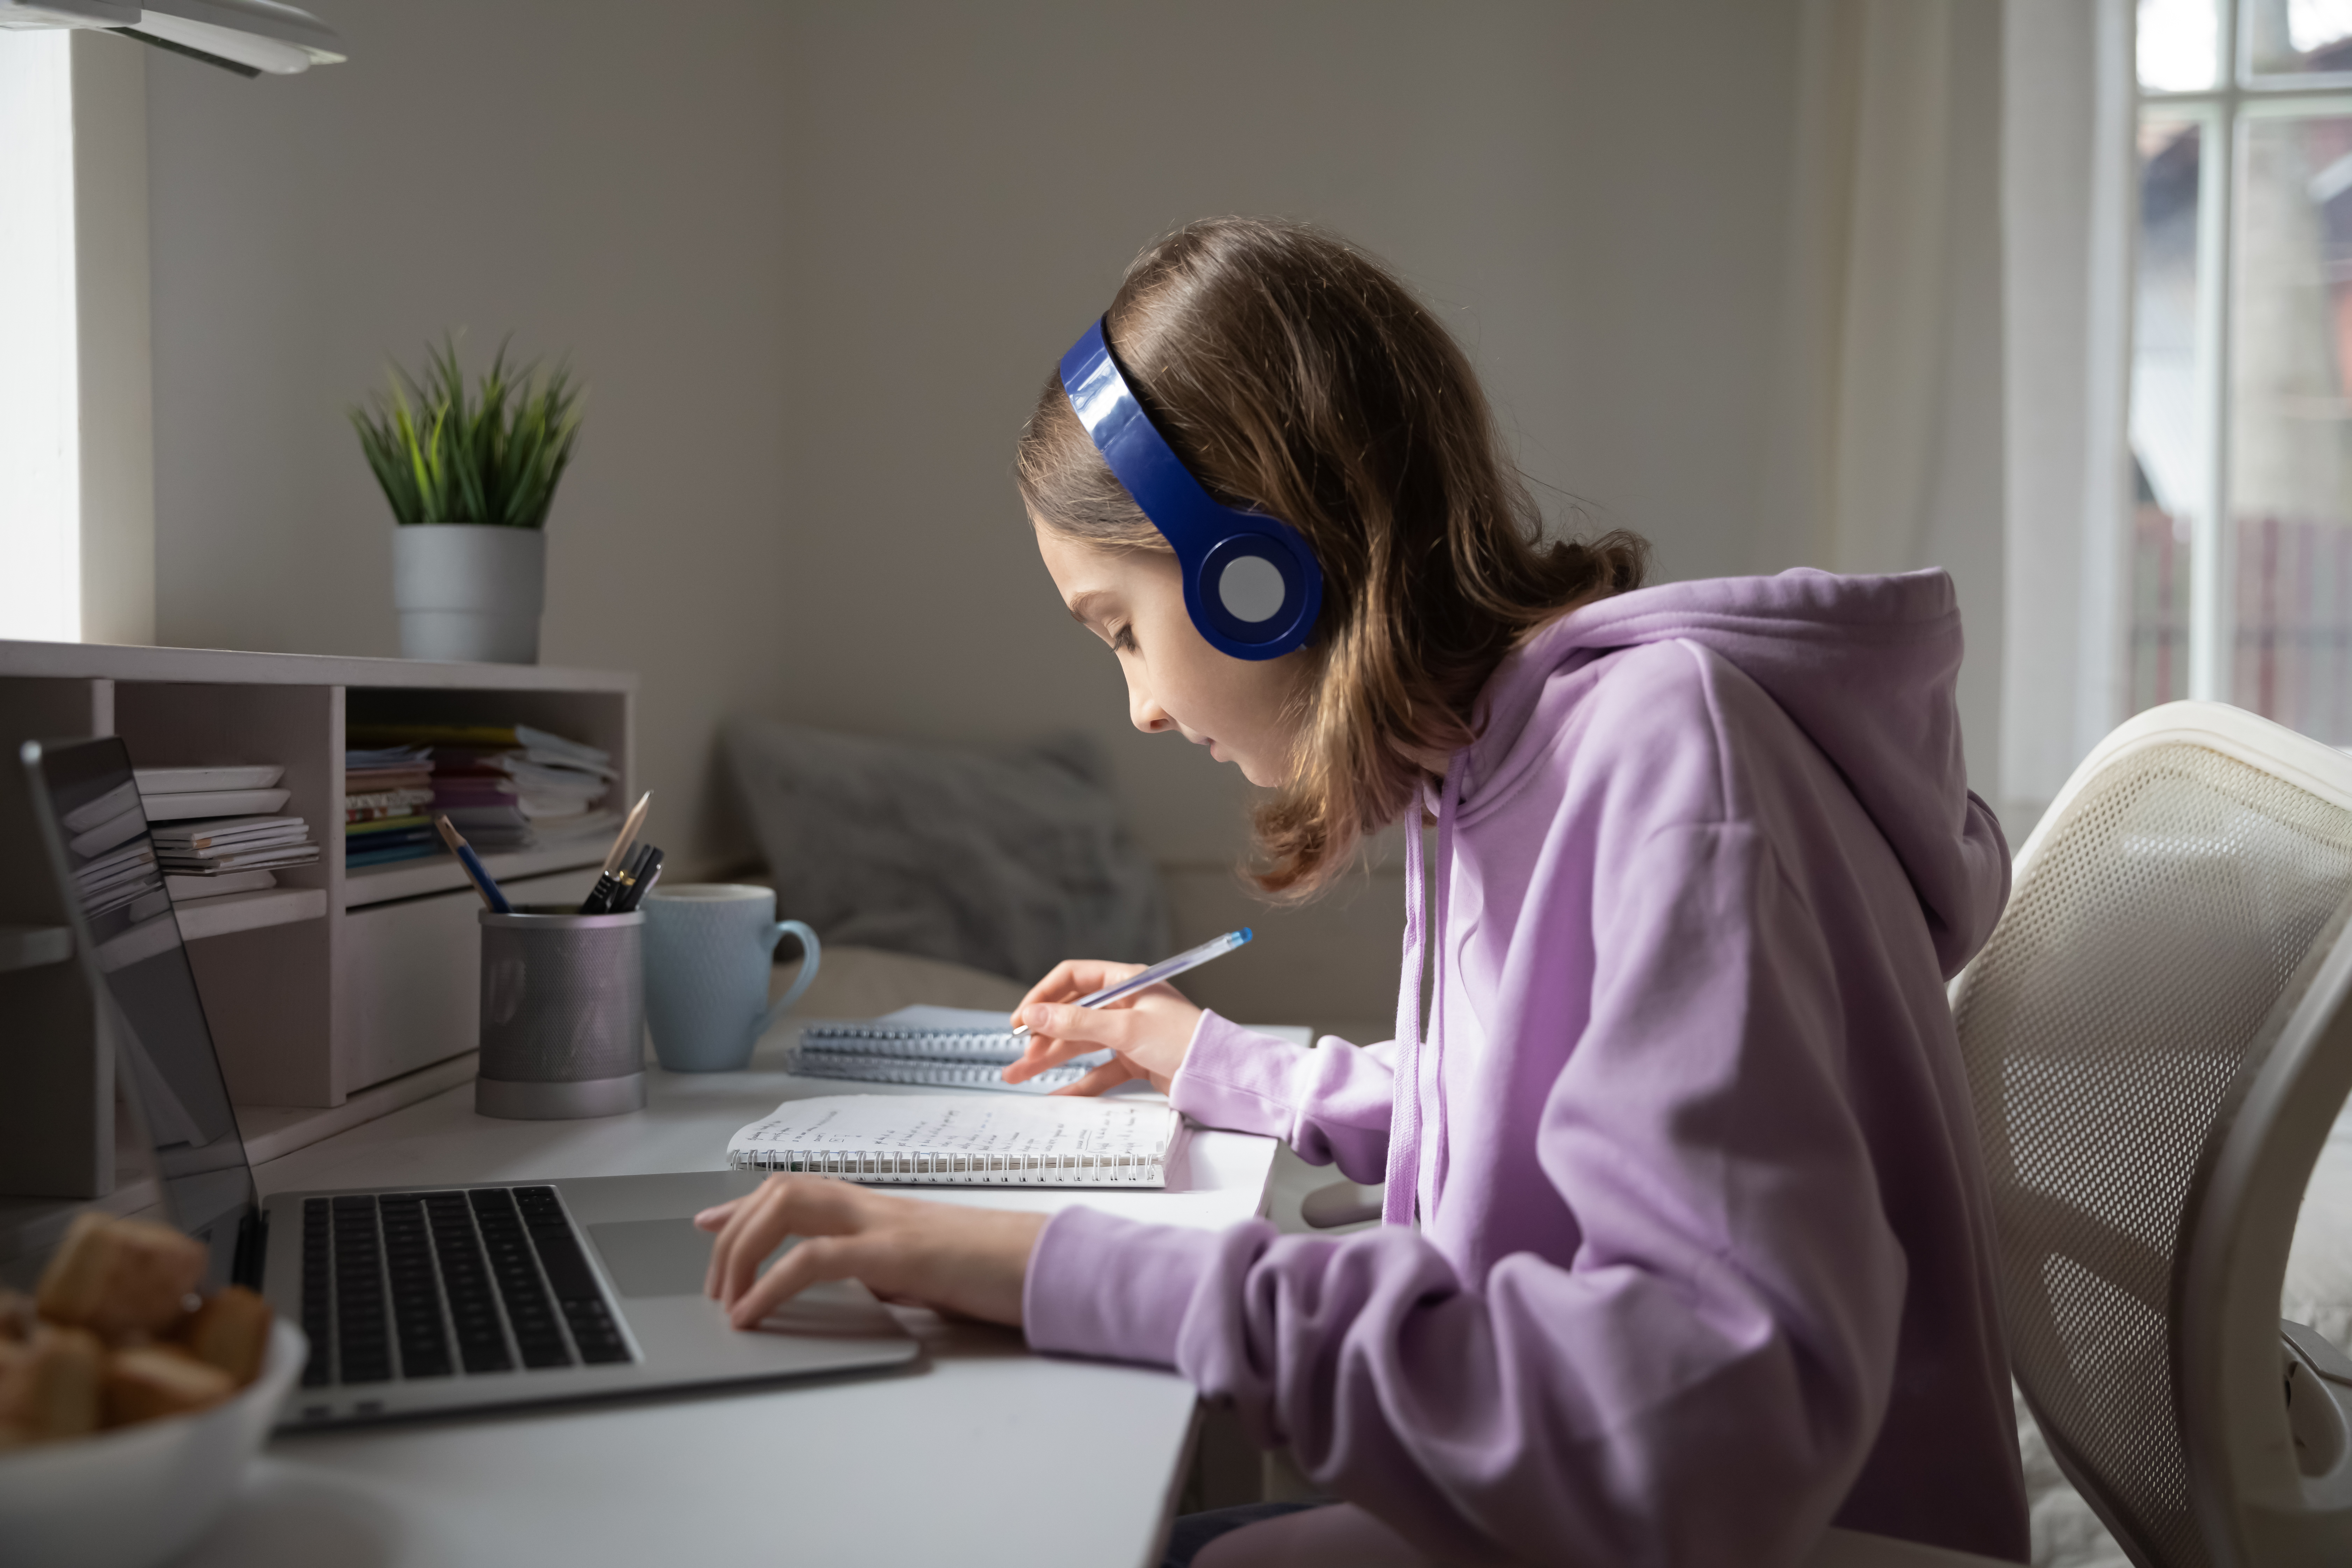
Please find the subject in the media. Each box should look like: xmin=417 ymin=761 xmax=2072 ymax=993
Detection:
xmin=0 ymin=1214 xmax=274 ymax=1449
xmin=178 ymin=1286 xmax=273 ymax=1385
xmin=36 ymin=1212 xmax=210 ymax=1338
xmin=0 ymin=1325 xmax=104 ymax=1445
xmin=103 ymin=1346 xmax=236 ymax=1426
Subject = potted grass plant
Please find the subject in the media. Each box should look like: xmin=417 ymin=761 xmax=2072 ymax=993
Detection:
xmin=352 ymin=336 xmax=583 ymax=664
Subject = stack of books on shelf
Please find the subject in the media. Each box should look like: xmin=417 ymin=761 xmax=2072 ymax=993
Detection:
xmin=345 ymin=723 xmax=619 ymax=853
xmin=344 ymin=744 xmax=440 ymax=868
xmin=135 ymin=765 xmax=319 ymax=901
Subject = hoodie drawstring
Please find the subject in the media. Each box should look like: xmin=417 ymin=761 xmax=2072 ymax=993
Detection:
xmin=1381 ymin=757 xmax=1462 ymax=1228
xmin=1381 ymin=799 xmax=1426 ymax=1227
xmin=1427 ymin=760 xmax=1461 ymax=1220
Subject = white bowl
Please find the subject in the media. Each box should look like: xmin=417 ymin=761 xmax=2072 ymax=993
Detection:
xmin=0 ymin=1319 xmax=306 ymax=1568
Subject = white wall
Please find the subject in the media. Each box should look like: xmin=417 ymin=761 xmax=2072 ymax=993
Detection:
xmin=147 ymin=1 xmax=799 ymax=866
xmin=146 ymin=0 xmax=1838 ymax=1027
xmin=765 ymin=0 xmax=1809 ymax=863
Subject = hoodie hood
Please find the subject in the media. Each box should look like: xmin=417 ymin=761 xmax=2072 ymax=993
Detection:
xmin=1465 ymin=568 xmax=2007 ymax=977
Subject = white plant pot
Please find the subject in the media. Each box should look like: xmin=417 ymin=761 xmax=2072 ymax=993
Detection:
xmin=392 ymin=524 xmax=546 ymax=664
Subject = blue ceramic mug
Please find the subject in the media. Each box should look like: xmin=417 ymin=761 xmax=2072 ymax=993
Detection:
xmin=641 ymin=884 xmax=821 ymax=1072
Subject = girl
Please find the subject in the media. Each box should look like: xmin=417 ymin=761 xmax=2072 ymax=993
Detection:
xmin=699 ymin=218 xmax=2028 ymax=1567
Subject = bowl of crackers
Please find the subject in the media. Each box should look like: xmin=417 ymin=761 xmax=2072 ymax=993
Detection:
xmin=0 ymin=1211 xmax=304 ymax=1568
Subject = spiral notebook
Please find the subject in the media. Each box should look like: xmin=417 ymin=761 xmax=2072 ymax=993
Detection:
xmin=785 ymin=1005 xmax=1110 ymax=1094
xmin=726 ymin=1094 xmax=1184 ymax=1187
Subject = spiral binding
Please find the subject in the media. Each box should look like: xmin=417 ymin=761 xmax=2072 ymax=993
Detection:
xmin=795 ymin=1024 xmax=1026 ymax=1061
xmin=785 ymin=1052 xmax=1092 ymax=1091
xmin=795 ymin=1027 xmax=1111 ymax=1070
xmin=726 ymin=1144 xmax=1165 ymax=1185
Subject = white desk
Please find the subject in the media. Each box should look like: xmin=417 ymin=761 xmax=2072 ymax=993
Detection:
xmin=188 ymin=1064 xmax=1280 ymax=1568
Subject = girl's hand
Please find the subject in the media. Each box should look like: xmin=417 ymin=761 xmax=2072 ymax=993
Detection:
xmin=695 ymin=1178 xmax=1045 ymax=1330
xmin=1000 ymin=959 xmax=1203 ymax=1095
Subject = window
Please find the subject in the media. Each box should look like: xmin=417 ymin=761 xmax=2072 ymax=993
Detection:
xmin=2131 ymin=0 xmax=2352 ymax=740
xmin=0 ymin=29 xmax=82 ymax=642
xmin=0 ymin=26 xmax=155 ymax=648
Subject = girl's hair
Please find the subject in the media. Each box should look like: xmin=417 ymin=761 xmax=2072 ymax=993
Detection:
xmin=1016 ymin=217 xmax=1647 ymax=898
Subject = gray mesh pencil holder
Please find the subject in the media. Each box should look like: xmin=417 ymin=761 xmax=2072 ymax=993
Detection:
xmin=475 ymin=904 xmax=646 ymax=1120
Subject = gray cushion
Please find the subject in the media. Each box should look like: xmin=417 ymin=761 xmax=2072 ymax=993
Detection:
xmin=725 ymin=718 xmax=1169 ymax=984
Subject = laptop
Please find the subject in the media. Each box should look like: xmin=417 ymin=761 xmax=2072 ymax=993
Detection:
xmin=21 ymin=735 xmax=917 ymax=1428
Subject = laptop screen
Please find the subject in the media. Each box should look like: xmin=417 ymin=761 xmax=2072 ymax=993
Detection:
xmin=26 ymin=736 xmax=258 ymax=1288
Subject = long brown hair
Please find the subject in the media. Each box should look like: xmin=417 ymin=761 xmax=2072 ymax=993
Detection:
xmin=1017 ymin=218 xmax=1647 ymax=898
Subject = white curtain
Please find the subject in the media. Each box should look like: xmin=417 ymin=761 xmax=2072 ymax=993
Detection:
xmin=1756 ymin=0 xmax=2008 ymax=806
xmin=1998 ymin=0 xmax=2135 ymax=835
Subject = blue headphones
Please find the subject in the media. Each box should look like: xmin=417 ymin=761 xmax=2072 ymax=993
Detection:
xmin=1058 ymin=318 xmax=1323 ymax=661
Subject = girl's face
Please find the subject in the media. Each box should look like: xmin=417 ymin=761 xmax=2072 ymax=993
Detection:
xmin=1032 ymin=523 xmax=1312 ymax=789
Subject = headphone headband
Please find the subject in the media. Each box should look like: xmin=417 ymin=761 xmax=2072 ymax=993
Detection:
xmin=1058 ymin=318 xmax=1322 ymax=661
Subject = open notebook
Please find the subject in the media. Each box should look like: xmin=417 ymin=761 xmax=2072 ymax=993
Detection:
xmin=726 ymin=1094 xmax=1185 ymax=1188
xmin=785 ymin=1005 xmax=1107 ymax=1094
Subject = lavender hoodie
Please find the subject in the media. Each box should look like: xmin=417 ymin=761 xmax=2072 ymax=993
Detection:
xmin=1023 ymin=570 xmax=2030 ymax=1565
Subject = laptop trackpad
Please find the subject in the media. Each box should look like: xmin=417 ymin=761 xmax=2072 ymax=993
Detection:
xmin=589 ymin=1218 xmax=724 ymax=1297
xmin=587 ymin=1218 xmax=904 ymax=1340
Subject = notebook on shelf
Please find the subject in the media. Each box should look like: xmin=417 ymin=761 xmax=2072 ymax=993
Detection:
xmin=347 ymin=788 xmax=434 ymax=822
xmin=138 ymin=788 xmax=293 ymax=821
xmin=151 ymin=815 xmax=320 ymax=873
xmin=134 ymin=765 xmax=284 ymax=794
xmin=163 ymin=867 xmax=278 ymax=901
xmin=132 ymin=761 xmax=318 ymax=880
xmin=726 ymin=1094 xmax=1185 ymax=1188
xmin=787 ymin=1005 xmax=1104 ymax=1094
xmin=346 ymin=816 xmax=435 ymax=852
xmin=151 ymin=814 xmax=307 ymax=849
xmin=346 ymin=724 xmax=616 ymax=853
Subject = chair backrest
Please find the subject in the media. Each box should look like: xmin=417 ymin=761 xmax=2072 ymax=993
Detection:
xmin=1951 ymin=702 xmax=2352 ymax=1568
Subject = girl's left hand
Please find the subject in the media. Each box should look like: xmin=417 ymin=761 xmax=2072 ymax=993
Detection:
xmin=695 ymin=1177 xmax=1047 ymax=1330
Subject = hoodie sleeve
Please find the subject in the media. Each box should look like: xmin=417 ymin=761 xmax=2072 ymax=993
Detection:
xmin=1169 ymin=1013 xmax=1396 ymax=1185
xmin=1024 ymin=820 xmax=1910 ymax=1567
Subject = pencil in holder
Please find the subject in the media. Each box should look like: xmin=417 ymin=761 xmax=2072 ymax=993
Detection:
xmin=475 ymin=904 xmax=647 ymax=1120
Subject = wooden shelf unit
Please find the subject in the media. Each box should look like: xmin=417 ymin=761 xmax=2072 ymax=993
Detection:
xmin=0 ymin=640 xmax=635 ymax=1121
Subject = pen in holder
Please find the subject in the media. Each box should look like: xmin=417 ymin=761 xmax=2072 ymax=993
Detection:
xmin=475 ymin=904 xmax=646 ymax=1120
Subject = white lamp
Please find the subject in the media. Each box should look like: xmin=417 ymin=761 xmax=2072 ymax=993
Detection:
xmin=0 ymin=0 xmax=342 ymax=75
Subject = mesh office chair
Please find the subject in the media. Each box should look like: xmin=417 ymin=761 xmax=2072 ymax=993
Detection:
xmin=1948 ymin=701 xmax=2352 ymax=1568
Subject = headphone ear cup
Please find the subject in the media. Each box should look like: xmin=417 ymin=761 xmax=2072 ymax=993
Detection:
xmin=1192 ymin=531 xmax=1319 ymax=657
xmin=1213 ymin=552 xmax=1290 ymax=624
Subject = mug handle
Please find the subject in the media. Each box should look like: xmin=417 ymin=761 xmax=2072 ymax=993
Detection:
xmin=755 ymin=920 xmax=822 ymax=1040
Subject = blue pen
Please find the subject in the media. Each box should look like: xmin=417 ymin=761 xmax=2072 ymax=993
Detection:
xmin=1008 ymin=928 xmax=1253 ymax=1040
xmin=434 ymin=815 xmax=512 ymax=915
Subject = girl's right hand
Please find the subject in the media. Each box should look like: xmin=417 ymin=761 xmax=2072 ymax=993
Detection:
xmin=999 ymin=959 xmax=1202 ymax=1096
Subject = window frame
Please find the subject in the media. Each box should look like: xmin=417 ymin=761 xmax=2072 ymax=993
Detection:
xmin=2135 ymin=0 xmax=2352 ymax=704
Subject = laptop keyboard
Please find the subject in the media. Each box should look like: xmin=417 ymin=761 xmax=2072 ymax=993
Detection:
xmin=300 ymin=1186 xmax=632 ymax=1388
